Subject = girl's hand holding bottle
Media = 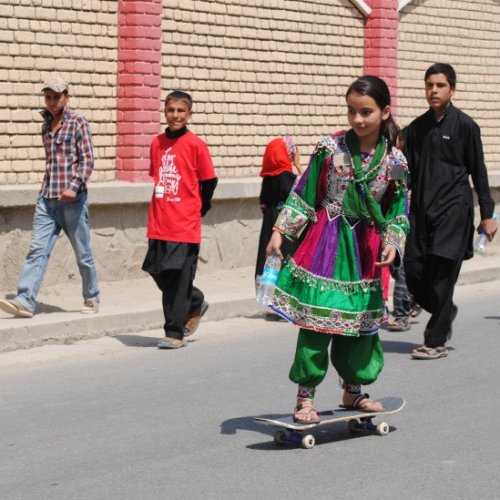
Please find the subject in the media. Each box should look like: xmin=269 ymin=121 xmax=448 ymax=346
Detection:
xmin=375 ymin=244 xmax=397 ymax=267
xmin=266 ymin=230 xmax=284 ymax=259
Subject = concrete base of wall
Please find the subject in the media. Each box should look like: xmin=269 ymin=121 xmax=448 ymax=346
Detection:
xmin=0 ymin=179 xmax=262 ymax=292
xmin=1 ymin=177 xmax=499 ymax=294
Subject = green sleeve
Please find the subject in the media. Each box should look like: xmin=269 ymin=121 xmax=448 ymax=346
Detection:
xmin=381 ymin=179 xmax=409 ymax=254
xmin=274 ymin=148 xmax=328 ymax=240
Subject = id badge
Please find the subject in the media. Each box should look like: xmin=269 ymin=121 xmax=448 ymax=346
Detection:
xmin=154 ymin=185 xmax=164 ymax=198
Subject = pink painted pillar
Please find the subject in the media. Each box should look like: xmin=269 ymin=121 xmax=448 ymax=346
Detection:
xmin=116 ymin=0 xmax=163 ymax=182
xmin=363 ymin=0 xmax=399 ymax=114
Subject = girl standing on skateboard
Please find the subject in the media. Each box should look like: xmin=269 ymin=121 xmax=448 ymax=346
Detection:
xmin=266 ymin=76 xmax=409 ymax=422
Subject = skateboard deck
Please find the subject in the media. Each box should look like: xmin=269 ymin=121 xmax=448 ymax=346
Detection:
xmin=254 ymin=396 xmax=405 ymax=448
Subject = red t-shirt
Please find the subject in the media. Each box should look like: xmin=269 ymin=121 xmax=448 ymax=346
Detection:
xmin=147 ymin=130 xmax=216 ymax=243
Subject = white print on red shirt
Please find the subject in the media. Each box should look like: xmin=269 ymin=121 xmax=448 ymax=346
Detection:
xmin=158 ymin=147 xmax=182 ymax=199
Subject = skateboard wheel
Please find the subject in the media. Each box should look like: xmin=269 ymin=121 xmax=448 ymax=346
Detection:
xmin=376 ymin=422 xmax=389 ymax=435
xmin=301 ymin=434 xmax=315 ymax=449
xmin=274 ymin=430 xmax=286 ymax=445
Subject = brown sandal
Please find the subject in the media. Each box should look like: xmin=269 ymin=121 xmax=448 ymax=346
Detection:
xmin=342 ymin=393 xmax=384 ymax=412
xmin=293 ymin=399 xmax=320 ymax=423
xmin=411 ymin=345 xmax=447 ymax=360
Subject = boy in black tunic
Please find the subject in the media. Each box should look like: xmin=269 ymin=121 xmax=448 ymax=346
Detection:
xmin=404 ymin=63 xmax=497 ymax=359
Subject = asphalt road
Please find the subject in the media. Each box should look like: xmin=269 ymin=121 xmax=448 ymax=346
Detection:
xmin=1 ymin=280 xmax=499 ymax=500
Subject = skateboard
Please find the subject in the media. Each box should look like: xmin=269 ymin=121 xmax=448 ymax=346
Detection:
xmin=254 ymin=396 xmax=405 ymax=449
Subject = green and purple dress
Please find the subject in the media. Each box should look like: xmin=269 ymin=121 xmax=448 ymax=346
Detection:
xmin=272 ymin=130 xmax=409 ymax=338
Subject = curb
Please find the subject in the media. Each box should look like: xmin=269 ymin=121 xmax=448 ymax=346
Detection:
xmin=0 ymin=261 xmax=498 ymax=353
xmin=0 ymin=297 xmax=263 ymax=353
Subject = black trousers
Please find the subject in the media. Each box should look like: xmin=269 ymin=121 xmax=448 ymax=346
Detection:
xmin=151 ymin=247 xmax=204 ymax=340
xmin=404 ymin=253 xmax=462 ymax=348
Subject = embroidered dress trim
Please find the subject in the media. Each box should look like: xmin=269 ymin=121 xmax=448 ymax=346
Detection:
xmin=271 ymin=260 xmax=383 ymax=336
xmin=274 ymin=191 xmax=317 ymax=239
xmin=287 ymin=258 xmax=380 ymax=294
xmin=313 ymin=135 xmax=337 ymax=155
xmin=343 ymin=383 xmax=362 ymax=395
xmin=271 ymin=288 xmax=382 ymax=336
xmin=382 ymin=216 xmax=408 ymax=252
xmin=297 ymin=386 xmax=316 ymax=400
xmin=321 ymin=199 xmax=372 ymax=227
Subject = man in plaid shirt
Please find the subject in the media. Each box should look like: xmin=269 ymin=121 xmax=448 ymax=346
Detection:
xmin=0 ymin=78 xmax=100 ymax=318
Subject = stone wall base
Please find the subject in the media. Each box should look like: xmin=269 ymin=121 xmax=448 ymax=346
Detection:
xmin=0 ymin=180 xmax=262 ymax=292
xmin=1 ymin=179 xmax=499 ymax=293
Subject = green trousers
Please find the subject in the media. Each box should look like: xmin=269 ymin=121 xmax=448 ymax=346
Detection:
xmin=289 ymin=328 xmax=384 ymax=387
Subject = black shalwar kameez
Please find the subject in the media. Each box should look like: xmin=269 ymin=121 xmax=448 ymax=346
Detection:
xmin=404 ymin=104 xmax=495 ymax=347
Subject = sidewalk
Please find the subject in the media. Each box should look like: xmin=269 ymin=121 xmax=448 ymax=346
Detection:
xmin=1 ymin=247 xmax=499 ymax=352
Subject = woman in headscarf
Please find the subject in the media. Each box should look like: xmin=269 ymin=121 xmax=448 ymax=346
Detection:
xmin=255 ymin=136 xmax=303 ymax=319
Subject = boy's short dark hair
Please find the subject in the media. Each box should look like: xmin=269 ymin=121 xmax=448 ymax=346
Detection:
xmin=165 ymin=91 xmax=193 ymax=110
xmin=424 ymin=63 xmax=457 ymax=88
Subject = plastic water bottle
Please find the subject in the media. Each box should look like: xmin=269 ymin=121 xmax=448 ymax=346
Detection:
xmin=256 ymin=253 xmax=281 ymax=305
xmin=474 ymin=212 xmax=497 ymax=254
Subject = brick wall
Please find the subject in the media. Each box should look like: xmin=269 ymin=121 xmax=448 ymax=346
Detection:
xmin=2 ymin=0 xmax=499 ymax=185
xmin=0 ymin=0 xmax=118 ymax=185
xmin=117 ymin=0 xmax=163 ymax=182
xmin=161 ymin=0 xmax=365 ymax=178
xmin=364 ymin=0 xmax=399 ymax=107
xmin=398 ymin=0 xmax=500 ymax=170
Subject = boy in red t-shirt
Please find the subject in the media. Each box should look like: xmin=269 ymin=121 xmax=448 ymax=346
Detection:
xmin=142 ymin=91 xmax=218 ymax=349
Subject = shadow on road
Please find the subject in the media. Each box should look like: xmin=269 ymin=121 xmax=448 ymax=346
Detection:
xmin=114 ymin=334 xmax=203 ymax=348
xmin=381 ymin=339 xmax=421 ymax=353
xmin=221 ymin=413 xmax=400 ymax=450
xmin=113 ymin=334 xmax=161 ymax=347
xmin=484 ymin=316 xmax=500 ymax=321
xmin=221 ymin=413 xmax=399 ymax=450
xmin=3 ymin=293 xmax=67 ymax=315
xmin=220 ymin=414 xmax=278 ymax=436
xmin=247 ymin=426 xmax=397 ymax=450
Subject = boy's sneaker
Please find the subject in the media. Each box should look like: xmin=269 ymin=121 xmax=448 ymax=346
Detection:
xmin=0 ymin=298 xmax=33 ymax=318
xmin=184 ymin=301 xmax=209 ymax=337
xmin=387 ymin=316 xmax=410 ymax=332
xmin=81 ymin=300 xmax=99 ymax=314
xmin=157 ymin=336 xmax=187 ymax=349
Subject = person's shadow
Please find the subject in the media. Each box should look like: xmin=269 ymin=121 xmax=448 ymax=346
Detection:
xmin=1 ymin=294 xmax=66 ymax=315
xmin=113 ymin=334 xmax=201 ymax=348
xmin=113 ymin=334 xmax=160 ymax=347
xmin=36 ymin=302 xmax=68 ymax=314
xmin=381 ymin=339 xmax=421 ymax=354
xmin=220 ymin=413 xmax=292 ymax=451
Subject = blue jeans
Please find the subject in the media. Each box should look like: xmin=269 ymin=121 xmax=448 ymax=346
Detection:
xmin=16 ymin=193 xmax=100 ymax=312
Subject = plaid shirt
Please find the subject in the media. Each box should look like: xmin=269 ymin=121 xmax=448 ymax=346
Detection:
xmin=40 ymin=107 xmax=94 ymax=198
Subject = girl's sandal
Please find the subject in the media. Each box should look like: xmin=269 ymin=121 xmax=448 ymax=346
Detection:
xmin=293 ymin=399 xmax=320 ymax=423
xmin=342 ymin=393 xmax=384 ymax=412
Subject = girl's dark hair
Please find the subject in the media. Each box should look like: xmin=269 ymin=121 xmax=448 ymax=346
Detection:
xmin=346 ymin=76 xmax=399 ymax=149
